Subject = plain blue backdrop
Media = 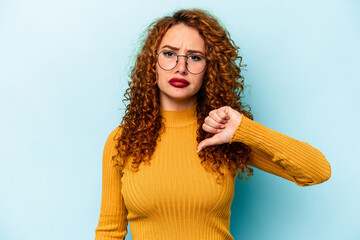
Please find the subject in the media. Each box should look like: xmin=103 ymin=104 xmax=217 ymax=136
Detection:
xmin=0 ymin=0 xmax=359 ymax=239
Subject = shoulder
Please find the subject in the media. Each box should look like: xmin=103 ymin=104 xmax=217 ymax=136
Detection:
xmin=108 ymin=125 xmax=122 ymax=140
xmin=106 ymin=124 xmax=124 ymax=141
xmin=104 ymin=125 xmax=123 ymax=151
xmin=102 ymin=125 xmax=126 ymax=171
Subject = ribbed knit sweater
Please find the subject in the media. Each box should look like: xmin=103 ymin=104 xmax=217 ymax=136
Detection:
xmin=95 ymin=104 xmax=331 ymax=240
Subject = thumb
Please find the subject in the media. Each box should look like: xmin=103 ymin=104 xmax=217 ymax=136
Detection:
xmin=197 ymin=136 xmax=218 ymax=153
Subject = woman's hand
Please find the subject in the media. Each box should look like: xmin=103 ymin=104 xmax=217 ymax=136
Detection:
xmin=197 ymin=106 xmax=242 ymax=153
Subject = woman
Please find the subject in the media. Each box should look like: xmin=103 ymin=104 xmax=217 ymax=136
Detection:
xmin=95 ymin=9 xmax=331 ymax=240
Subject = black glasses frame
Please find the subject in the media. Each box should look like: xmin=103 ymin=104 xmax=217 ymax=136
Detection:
xmin=155 ymin=50 xmax=210 ymax=75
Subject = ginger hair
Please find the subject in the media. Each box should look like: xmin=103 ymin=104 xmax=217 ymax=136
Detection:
xmin=113 ymin=9 xmax=253 ymax=184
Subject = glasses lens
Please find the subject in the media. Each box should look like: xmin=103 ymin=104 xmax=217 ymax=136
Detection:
xmin=187 ymin=54 xmax=206 ymax=74
xmin=158 ymin=51 xmax=177 ymax=70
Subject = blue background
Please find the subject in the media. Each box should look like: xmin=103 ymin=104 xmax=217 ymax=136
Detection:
xmin=0 ymin=0 xmax=359 ymax=239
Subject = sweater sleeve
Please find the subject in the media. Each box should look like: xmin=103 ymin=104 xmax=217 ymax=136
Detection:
xmin=230 ymin=114 xmax=331 ymax=187
xmin=95 ymin=127 xmax=128 ymax=239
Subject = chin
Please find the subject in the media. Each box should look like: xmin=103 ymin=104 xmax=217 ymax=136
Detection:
xmin=165 ymin=93 xmax=197 ymax=102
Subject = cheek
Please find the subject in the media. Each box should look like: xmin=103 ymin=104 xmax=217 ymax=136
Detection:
xmin=195 ymin=74 xmax=205 ymax=89
xmin=155 ymin=68 xmax=167 ymax=89
xmin=155 ymin=64 xmax=167 ymax=81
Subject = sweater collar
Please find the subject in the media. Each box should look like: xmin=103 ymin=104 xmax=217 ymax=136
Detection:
xmin=160 ymin=104 xmax=197 ymax=127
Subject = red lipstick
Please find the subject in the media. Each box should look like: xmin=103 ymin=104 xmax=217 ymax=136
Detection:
xmin=169 ymin=78 xmax=189 ymax=88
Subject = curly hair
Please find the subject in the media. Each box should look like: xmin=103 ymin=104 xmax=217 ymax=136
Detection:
xmin=113 ymin=9 xmax=254 ymax=184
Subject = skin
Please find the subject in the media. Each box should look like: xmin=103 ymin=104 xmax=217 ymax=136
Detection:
xmin=156 ymin=23 xmax=206 ymax=111
xmin=155 ymin=23 xmax=243 ymax=152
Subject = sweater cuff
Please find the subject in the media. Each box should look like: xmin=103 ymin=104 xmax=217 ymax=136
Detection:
xmin=230 ymin=114 xmax=289 ymax=148
xmin=230 ymin=114 xmax=256 ymax=145
xmin=229 ymin=114 xmax=291 ymax=155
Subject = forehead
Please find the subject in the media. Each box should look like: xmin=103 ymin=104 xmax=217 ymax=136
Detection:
xmin=158 ymin=23 xmax=205 ymax=52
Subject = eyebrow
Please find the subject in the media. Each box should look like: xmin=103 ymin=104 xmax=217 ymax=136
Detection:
xmin=160 ymin=45 xmax=205 ymax=55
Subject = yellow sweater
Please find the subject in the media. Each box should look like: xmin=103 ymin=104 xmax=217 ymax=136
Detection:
xmin=95 ymin=104 xmax=331 ymax=240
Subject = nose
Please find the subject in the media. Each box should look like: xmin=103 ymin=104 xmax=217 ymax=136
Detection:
xmin=175 ymin=56 xmax=188 ymax=74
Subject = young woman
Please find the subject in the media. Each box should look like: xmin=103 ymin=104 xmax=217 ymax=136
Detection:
xmin=95 ymin=9 xmax=331 ymax=240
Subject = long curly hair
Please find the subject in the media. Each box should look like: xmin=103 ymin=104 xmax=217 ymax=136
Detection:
xmin=113 ymin=9 xmax=254 ymax=184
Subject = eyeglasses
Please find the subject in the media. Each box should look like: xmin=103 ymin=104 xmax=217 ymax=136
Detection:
xmin=155 ymin=50 xmax=209 ymax=75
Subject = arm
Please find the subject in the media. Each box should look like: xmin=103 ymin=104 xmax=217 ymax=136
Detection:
xmin=230 ymin=114 xmax=331 ymax=186
xmin=197 ymin=106 xmax=331 ymax=187
xmin=95 ymin=127 xmax=128 ymax=239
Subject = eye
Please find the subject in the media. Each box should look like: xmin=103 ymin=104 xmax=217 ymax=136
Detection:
xmin=162 ymin=51 xmax=176 ymax=57
xmin=188 ymin=54 xmax=203 ymax=61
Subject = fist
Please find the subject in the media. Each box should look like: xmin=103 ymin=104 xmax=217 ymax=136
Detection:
xmin=197 ymin=106 xmax=242 ymax=152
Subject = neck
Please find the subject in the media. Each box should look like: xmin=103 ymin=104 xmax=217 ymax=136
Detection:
xmin=160 ymin=98 xmax=197 ymax=111
xmin=160 ymin=103 xmax=197 ymax=127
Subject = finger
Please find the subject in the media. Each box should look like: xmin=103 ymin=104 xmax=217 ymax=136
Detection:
xmin=224 ymin=106 xmax=231 ymax=119
xmin=197 ymin=136 xmax=219 ymax=153
xmin=202 ymin=123 xmax=223 ymax=134
xmin=209 ymin=110 xmax=226 ymax=123
xmin=218 ymin=106 xmax=231 ymax=120
xmin=214 ymin=108 xmax=228 ymax=122
xmin=205 ymin=116 xmax=226 ymax=129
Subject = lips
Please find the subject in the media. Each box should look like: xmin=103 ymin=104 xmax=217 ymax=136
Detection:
xmin=169 ymin=78 xmax=189 ymax=88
